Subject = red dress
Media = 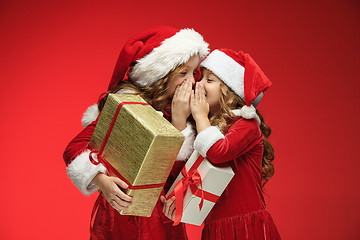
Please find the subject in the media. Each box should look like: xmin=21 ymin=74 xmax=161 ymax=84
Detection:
xmin=63 ymin=115 xmax=192 ymax=239
xmin=193 ymin=118 xmax=281 ymax=240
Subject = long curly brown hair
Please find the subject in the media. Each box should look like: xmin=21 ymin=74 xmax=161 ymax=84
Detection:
xmin=97 ymin=67 xmax=185 ymax=112
xmin=209 ymin=82 xmax=275 ymax=186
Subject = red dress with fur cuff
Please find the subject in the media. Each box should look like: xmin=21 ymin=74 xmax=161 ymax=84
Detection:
xmin=63 ymin=121 xmax=188 ymax=240
xmin=197 ymin=118 xmax=281 ymax=240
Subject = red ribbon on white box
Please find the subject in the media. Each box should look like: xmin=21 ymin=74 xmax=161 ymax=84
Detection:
xmin=167 ymin=155 xmax=220 ymax=225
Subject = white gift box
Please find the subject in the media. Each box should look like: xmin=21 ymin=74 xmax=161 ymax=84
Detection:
xmin=166 ymin=151 xmax=234 ymax=226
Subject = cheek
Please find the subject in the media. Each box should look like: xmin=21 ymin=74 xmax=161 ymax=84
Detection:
xmin=167 ymin=77 xmax=184 ymax=96
xmin=207 ymin=86 xmax=221 ymax=99
xmin=170 ymin=77 xmax=184 ymax=88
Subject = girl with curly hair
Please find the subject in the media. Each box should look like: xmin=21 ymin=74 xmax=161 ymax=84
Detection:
xmin=63 ymin=26 xmax=209 ymax=239
xmin=163 ymin=48 xmax=281 ymax=239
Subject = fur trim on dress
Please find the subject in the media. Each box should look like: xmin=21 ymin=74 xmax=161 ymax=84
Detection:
xmin=176 ymin=122 xmax=196 ymax=161
xmin=193 ymin=126 xmax=225 ymax=157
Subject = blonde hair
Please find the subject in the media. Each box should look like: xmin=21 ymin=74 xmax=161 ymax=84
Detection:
xmin=209 ymin=82 xmax=275 ymax=186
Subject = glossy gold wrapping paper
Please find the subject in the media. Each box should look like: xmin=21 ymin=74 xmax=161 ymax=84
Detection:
xmin=89 ymin=94 xmax=184 ymax=217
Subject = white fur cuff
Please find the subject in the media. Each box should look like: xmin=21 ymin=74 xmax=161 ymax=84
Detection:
xmin=194 ymin=126 xmax=225 ymax=157
xmin=66 ymin=149 xmax=107 ymax=195
xmin=176 ymin=123 xmax=196 ymax=161
xmin=81 ymin=104 xmax=99 ymax=127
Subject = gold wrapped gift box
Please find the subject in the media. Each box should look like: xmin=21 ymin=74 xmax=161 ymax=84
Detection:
xmin=89 ymin=94 xmax=184 ymax=217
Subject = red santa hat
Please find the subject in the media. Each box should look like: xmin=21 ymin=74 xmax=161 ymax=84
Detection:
xmin=108 ymin=25 xmax=209 ymax=90
xmin=200 ymin=49 xmax=271 ymax=119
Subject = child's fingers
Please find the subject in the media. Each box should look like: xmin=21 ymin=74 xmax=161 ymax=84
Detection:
xmin=190 ymin=90 xmax=195 ymax=105
xmin=200 ymin=84 xmax=206 ymax=102
xmin=168 ymin=197 xmax=176 ymax=218
xmin=113 ymin=177 xmax=129 ymax=190
xmin=182 ymin=79 xmax=192 ymax=97
xmin=198 ymin=83 xmax=203 ymax=102
xmin=177 ymin=82 xmax=184 ymax=96
xmin=116 ymin=190 xmax=133 ymax=203
xmin=115 ymin=195 xmax=132 ymax=207
xmin=183 ymin=80 xmax=192 ymax=100
xmin=173 ymin=86 xmax=180 ymax=99
xmin=112 ymin=180 xmax=132 ymax=202
xmin=195 ymin=82 xmax=200 ymax=103
xmin=162 ymin=196 xmax=166 ymax=214
xmin=171 ymin=208 xmax=176 ymax=221
xmin=109 ymin=198 xmax=128 ymax=211
xmin=166 ymin=196 xmax=176 ymax=217
xmin=175 ymin=83 xmax=186 ymax=100
xmin=163 ymin=196 xmax=175 ymax=218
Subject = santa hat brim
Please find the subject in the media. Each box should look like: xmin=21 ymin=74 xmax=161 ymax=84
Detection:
xmin=200 ymin=50 xmax=245 ymax=99
xmin=129 ymin=28 xmax=209 ymax=87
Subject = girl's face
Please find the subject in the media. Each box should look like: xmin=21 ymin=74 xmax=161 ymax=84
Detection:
xmin=199 ymin=68 xmax=222 ymax=113
xmin=166 ymin=54 xmax=200 ymax=98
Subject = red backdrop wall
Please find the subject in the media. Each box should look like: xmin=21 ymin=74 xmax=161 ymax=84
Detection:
xmin=1 ymin=1 xmax=359 ymax=239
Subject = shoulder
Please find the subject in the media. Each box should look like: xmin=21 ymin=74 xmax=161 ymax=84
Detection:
xmin=231 ymin=117 xmax=260 ymax=131
xmin=228 ymin=117 xmax=262 ymax=137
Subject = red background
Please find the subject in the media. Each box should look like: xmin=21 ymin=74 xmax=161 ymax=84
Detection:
xmin=1 ymin=1 xmax=359 ymax=239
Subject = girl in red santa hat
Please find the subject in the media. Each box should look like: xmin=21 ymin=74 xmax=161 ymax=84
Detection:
xmin=163 ymin=49 xmax=281 ymax=239
xmin=63 ymin=25 xmax=209 ymax=239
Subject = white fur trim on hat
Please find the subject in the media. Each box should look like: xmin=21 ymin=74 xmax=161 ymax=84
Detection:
xmin=82 ymin=104 xmax=99 ymax=127
xmin=200 ymin=50 xmax=245 ymax=99
xmin=194 ymin=126 xmax=225 ymax=157
xmin=232 ymin=107 xmax=261 ymax=125
xmin=239 ymin=105 xmax=256 ymax=119
xmin=176 ymin=122 xmax=196 ymax=161
xmin=129 ymin=28 xmax=209 ymax=87
xmin=66 ymin=149 xmax=107 ymax=195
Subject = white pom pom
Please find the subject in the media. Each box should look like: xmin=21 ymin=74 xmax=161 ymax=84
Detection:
xmin=81 ymin=104 xmax=99 ymax=127
xmin=239 ymin=105 xmax=256 ymax=119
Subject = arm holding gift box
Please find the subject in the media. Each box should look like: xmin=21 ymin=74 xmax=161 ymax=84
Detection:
xmin=91 ymin=172 xmax=133 ymax=211
xmin=64 ymin=119 xmax=133 ymax=212
xmin=64 ymin=120 xmax=108 ymax=195
xmin=160 ymin=195 xmax=176 ymax=221
xmin=64 ymin=108 xmax=195 ymax=196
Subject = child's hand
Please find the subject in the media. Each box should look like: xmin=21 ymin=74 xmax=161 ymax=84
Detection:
xmin=191 ymin=82 xmax=211 ymax=132
xmin=171 ymin=79 xmax=192 ymax=131
xmin=92 ymin=173 xmax=133 ymax=212
xmin=191 ymin=82 xmax=210 ymax=121
xmin=160 ymin=195 xmax=176 ymax=221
